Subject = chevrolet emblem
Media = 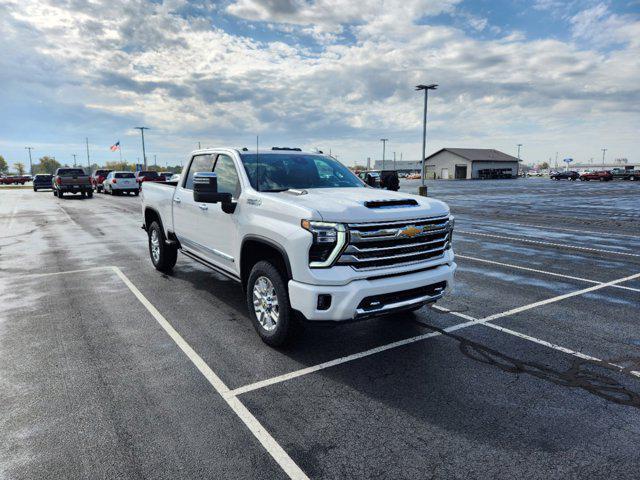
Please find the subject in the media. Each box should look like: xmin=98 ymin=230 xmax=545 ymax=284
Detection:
xmin=399 ymin=225 xmax=422 ymax=238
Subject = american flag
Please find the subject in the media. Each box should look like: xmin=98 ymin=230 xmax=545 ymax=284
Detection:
xmin=110 ymin=141 xmax=120 ymax=151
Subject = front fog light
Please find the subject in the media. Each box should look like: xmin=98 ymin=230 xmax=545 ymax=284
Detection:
xmin=301 ymin=220 xmax=347 ymax=268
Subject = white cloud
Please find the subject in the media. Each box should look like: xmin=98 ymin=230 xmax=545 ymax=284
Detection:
xmin=0 ymin=0 xmax=638 ymax=167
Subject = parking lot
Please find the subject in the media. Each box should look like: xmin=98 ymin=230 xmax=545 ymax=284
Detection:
xmin=1 ymin=178 xmax=639 ymax=479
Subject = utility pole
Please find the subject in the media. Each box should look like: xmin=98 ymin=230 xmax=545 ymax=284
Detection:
xmin=601 ymin=148 xmax=607 ymax=166
xmin=380 ymin=138 xmax=388 ymax=170
xmin=154 ymin=154 xmax=157 ymax=167
xmin=555 ymin=151 xmax=558 ymax=169
xmin=198 ymin=141 xmax=201 ymax=149
xmin=85 ymin=137 xmax=91 ymax=169
xmin=366 ymin=157 xmax=371 ymax=170
xmin=393 ymin=151 xmax=396 ymax=170
xmin=135 ymin=127 xmax=149 ymax=169
xmin=72 ymin=154 xmax=77 ymax=167
xmin=517 ymin=144 xmax=522 ymax=161
xmin=415 ymin=84 xmax=438 ymax=195
xmin=25 ymin=147 xmax=34 ymax=175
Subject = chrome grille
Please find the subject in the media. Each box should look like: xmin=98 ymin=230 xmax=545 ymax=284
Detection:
xmin=338 ymin=215 xmax=451 ymax=270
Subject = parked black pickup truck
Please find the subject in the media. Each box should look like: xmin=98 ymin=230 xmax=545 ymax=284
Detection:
xmin=53 ymin=168 xmax=93 ymax=198
xmin=610 ymin=168 xmax=639 ymax=181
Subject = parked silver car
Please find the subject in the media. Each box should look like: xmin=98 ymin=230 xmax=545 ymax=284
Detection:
xmin=103 ymin=171 xmax=139 ymax=195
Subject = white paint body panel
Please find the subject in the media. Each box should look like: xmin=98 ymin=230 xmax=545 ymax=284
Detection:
xmin=142 ymin=148 xmax=456 ymax=321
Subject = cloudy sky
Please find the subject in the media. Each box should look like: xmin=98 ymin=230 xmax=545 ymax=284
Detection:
xmin=1 ymin=0 xmax=639 ymax=169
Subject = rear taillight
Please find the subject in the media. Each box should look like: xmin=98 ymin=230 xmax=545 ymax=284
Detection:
xmin=112 ymin=178 xmax=117 ymax=183
xmin=55 ymin=177 xmax=61 ymax=185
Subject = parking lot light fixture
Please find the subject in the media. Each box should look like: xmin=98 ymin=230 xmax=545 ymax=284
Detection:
xmin=380 ymin=138 xmax=388 ymax=170
xmin=25 ymin=146 xmax=34 ymax=175
xmin=135 ymin=127 xmax=149 ymax=169
xmin=415 ymin=84 xmax=438 ymax=189
xmin=601 ymin=148 xmax=607 ymax=166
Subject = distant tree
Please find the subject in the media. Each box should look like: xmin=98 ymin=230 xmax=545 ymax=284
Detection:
xmin=105 ymin=161 xmax=134 ymax=171
xmin=540 ymin=162 xmax=550 ymax=170
xmin=34 ymin=156 xmax=61 ymax=174
xmin=0 ymin=155 xmax=8 ymax=173
xmin=15 ymin=162 xmax=26 ymax=175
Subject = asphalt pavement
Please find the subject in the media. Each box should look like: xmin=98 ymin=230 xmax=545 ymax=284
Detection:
xmin=1 ymin=178 xmax=639 ymax=479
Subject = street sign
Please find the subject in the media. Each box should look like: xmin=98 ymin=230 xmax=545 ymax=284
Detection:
xmin=135 ymin=163 xmax=144 ymax=172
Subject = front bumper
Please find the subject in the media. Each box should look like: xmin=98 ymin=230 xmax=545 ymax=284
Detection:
xmin=288 ymin=262 xmax=456 ymax=321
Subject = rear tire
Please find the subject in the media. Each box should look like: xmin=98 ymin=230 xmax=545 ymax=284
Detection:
xmin=148 ymin=221 xmax=177 ymax=273
xmin=58 ymin=191 xmax=63 ymax=198
xmin=246 ymin=260 xmax=298 ymax=347
xmin=87 ymin=190 xmax=93 ymax=198
xmin=134 ymin=191 xmax=139 ymax=196
xmin=33 ymin=187 xmax=37 ymax=191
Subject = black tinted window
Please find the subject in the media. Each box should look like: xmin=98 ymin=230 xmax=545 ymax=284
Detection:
xmin=115 ymin=172 xmax=135 ymax=178
xmin=139 ymin=171 xmax=159 ymax=177
xmin=184 ymin=155 xmax=214 ymax=190
xmin=58 ymin=169 xmax=85 ymax=175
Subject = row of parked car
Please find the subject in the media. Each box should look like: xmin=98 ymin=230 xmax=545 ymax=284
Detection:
xmin=32 ymin=168 xmax=178 ymax=198
xmin=549 ymin=168 xmax=639 ymax=182
xmin=0 ymin=174 xmax=31 ymax=184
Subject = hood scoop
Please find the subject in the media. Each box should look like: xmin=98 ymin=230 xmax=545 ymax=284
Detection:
xmin=364 ymin=199 xmax=419 ymax=209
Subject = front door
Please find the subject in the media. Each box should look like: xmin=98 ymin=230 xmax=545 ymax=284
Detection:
xmin=173 ymin=153 xmax=216 ymax=260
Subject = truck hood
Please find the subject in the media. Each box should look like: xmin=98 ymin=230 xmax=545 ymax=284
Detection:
xmin=274 ymin=187 xmax=450 ymax=223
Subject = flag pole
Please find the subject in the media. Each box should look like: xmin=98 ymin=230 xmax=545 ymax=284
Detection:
xmin=119 ymin=142 xmax=123 ymax=163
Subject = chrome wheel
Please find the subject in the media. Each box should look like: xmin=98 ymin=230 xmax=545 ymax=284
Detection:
xmin=150 ymin=228 xmax=161 ymax=264
xmin=252 ymin=276 xmax=279 ymax=331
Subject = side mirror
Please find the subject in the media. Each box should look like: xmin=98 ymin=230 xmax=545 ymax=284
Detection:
xmin=193 ymin=172 xmax=235 ymax=212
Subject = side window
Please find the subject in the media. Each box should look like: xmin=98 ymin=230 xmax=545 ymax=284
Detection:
xmin=183 ymin=154 xmax=214 ymax=190
xmin=213 ymin=154 xmax=241 ymax=198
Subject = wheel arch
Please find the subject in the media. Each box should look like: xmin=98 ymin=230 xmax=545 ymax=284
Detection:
xmin=240 ymin=236 xmax=292 ymax=290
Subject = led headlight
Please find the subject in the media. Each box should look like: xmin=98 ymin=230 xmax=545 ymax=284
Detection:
xmin=446 ymin=215 xmax=455 ymax=249
xmin=301 ymin=220 xmax=347 ymax=268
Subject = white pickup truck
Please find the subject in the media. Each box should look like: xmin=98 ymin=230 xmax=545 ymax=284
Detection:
xmin=142 ymin=147 xmax=456 ymax=346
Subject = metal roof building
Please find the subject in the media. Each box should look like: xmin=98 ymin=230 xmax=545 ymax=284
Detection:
xmin=424 ymin=148 xmax=521 ymax=179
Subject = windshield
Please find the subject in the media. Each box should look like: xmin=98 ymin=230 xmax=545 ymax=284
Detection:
xmin=240 ymin=153 xmax=363 ymax=191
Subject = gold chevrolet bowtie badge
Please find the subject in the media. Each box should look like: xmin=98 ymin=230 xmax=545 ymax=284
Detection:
xmin=399 ymin=225 xmax=421 ymax=238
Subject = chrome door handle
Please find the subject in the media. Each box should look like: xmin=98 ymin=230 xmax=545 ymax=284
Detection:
xmin=174 ymin=197 xmax=181 ymax=204
xmin=198 ymin=204 xmax=208 ymax=211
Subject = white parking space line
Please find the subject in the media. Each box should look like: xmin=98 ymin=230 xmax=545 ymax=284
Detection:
xmin=457 ymin=230 xmax=640 ymax=258
xmin=456 ymin=254 xmax=640 ymax=293
xmin=481 ymin=271 xmax=640 ymax=322
xmin=482 ymin=322 xmax=640 ymax=378
xmin=111 ymin=267 xmax=309 ymax=480
xmin=476 ymin=221 xmax=640 ymax=239
xmin=230 ymin=273 xmax=640 ymax=397
xmin=11 ymin=266 xmax=112 ymax=279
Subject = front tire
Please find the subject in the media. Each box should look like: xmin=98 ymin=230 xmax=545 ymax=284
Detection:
xmin=246 ymin=260 xmax=297 ymax=347
xmin=58 ymin=191 xmax=63 ymax=198
xmin=148 ymin=221 xmax=177 ymax=273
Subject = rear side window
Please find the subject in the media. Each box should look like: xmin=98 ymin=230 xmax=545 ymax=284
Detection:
xmin=115 ymin=172 xmax=135 ymax=178
xmin=183 ymin=154 xmax=214 ymax=190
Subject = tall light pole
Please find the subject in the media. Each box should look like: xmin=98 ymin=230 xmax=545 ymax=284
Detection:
xmin=393 ymin=151 xmax=396 ymax=170
xmin=601 ymin=148 xmax=607 ymax=166
xmin=135 ymin=127 xmax=149 ymax=169
xmin=25 ymin=147 xmax=34 ymax=175
xmin=517 ymin=144 xmax=522 ymax=161
xmin=85 ymin=137 xmax=91 ymax=170
xmin=415 ymin=84 xmax=438 ymax=193
xmin=72 ymin=154 xmax=77 ymax=167
xmin=380 ymin=138 xmax=388 ymax=170
xmin=555 ymin=151 xmax=558 ymax=169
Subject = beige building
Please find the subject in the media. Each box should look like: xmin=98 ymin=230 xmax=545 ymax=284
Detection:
xmin=424 ymin=148 xmax=521 ymax=179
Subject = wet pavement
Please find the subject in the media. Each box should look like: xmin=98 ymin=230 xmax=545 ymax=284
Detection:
xmin=1 ymin=178 xmax=640 ymax=479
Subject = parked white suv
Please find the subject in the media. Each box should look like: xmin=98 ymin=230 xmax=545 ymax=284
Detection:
xmin=103 ymin=171 xmax=139 ymax=195
xmin=142 ymin=148 xmax=456 ymax=346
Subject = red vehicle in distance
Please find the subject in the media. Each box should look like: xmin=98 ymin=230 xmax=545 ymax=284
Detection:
xmin=579 ymin=171 xmax=613 ymax=181
xmin=91 ymin=169 xmax=112 ymax=193
xmin=135 ymin=171 xmax=164 ymax=189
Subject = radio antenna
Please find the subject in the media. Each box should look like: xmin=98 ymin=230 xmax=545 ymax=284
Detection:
xmin=256 ymin=135 xmax=260 ymax=192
